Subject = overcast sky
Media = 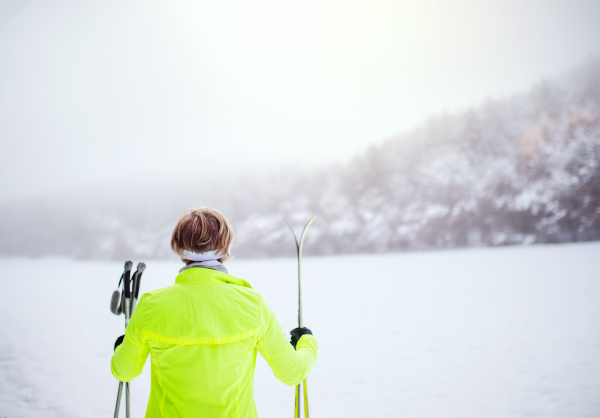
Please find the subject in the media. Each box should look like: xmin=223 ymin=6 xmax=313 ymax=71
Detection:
xmin=1 ymin=0 xmax=599 ymax=203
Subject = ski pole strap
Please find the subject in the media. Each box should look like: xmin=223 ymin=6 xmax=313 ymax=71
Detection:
xmin=123 ymin=270 xmax=131 ymax=299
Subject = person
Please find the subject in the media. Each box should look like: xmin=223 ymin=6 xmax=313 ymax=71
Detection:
xmin=111 ymin=207 xmax=318 ymax=418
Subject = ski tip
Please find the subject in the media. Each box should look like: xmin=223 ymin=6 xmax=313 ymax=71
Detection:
xmin=302 ymin=216 xmax=317 ymax=233
xmin=136 ymin=262 xmax=146 ymax=273
xmin=124 ymin=260 xmax=133 ymax=271
xmin=282 ymin=219 xmax=300 ymax=249
xmin=298 ymin=216 xmax=317 ymax=253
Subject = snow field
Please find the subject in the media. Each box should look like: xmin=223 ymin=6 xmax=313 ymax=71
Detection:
xmin=0 ymin=242 xmax=599 ymax=417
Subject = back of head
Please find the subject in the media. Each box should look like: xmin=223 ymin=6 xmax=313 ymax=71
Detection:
xmin=171 ymin=207 xmax=233 ymax=263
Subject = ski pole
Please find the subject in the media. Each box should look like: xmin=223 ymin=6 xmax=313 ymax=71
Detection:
xmin=114 ymin=382 xmax=123 ymax=418
xmin=124 ymin=264 xmax=132 ymax=418
xmin=130 ymin=262 xmax=146 ymax=315
xmin=113 ymin=261 xmax=132 ymax=418
xmin=283 ymin=216 xmax=316 ymax=418
xmin=111 ymin=262 xmax=146 ymax=418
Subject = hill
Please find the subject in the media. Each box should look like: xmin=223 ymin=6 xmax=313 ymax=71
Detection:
xmin=1 ymin=59 xmax=599 ymax=259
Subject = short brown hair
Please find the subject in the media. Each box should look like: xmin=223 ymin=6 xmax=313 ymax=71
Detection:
xmin=171 ymin=208 xmax=233 ymax=263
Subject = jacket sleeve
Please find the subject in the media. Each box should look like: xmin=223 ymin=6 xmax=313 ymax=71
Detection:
xmin=256 ymin=298 xmax=318 ymax=386
xmin=111 ymin=294 xmax=150 ymax=382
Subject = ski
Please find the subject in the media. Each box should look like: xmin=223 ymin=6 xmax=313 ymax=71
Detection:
xmin=283 ymin=216 xmax=316 ymax=418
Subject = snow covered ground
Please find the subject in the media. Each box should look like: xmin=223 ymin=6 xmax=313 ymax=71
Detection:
xmin=1 ymin=242 xmax=599 ymax=418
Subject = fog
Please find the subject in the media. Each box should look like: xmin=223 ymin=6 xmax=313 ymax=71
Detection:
xmin=2 ymin=4 xmax=600 ymax=416
xmin=1 ymin=0 xmax=600 ymax=203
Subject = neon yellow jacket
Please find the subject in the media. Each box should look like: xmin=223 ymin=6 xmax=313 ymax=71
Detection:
xmin=111 ymin=267 xmax=318 ymax=418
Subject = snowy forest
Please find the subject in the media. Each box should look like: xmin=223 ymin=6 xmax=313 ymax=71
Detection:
xmin=1 ymin=59 xmax=599 ymax=260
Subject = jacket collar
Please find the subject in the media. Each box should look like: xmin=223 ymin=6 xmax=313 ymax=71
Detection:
xmin=175 ymin=266 xmax=253 ymax=289
xmin=179 ymin=260 xmax=228 ymax=274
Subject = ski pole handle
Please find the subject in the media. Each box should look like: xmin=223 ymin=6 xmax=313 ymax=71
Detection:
xmin=123 ymin=261 xmax=133 ymax=299
xmin=122 ymin=261 xmax=133 ymax=325
xmin=133 ymin=262 xmax=146 ymax=299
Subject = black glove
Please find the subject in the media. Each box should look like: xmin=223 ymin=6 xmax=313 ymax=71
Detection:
xmin=290 ymin=327 xmax=312 ymax=349
xmin=114 ymin=335 xmax=125 ymax=352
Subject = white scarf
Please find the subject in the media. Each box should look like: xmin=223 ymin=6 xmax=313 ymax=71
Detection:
xmin=181 ymin=250 xmax=222 ymax=262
